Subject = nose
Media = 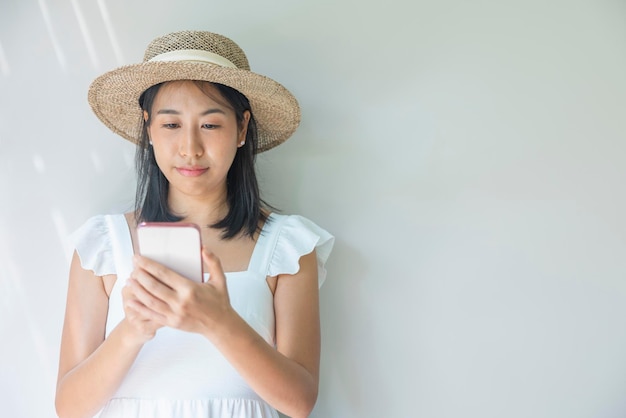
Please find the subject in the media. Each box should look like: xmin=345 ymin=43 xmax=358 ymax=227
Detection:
xmin=179 ymin=126 xmax=204 ymax=157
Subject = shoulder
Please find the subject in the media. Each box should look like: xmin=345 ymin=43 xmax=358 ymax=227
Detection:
xmin=264 ymin=213 xmax=335 ymax=287
xmin=70 ymin=213 xmax=128 ymax=246
xmin=265 ymin=213 xmax=334 ymax=248
xmin=72 ymin=213 xmax=129 ymax=231
xmin=69 ymin=213 xmax=128 ymax=277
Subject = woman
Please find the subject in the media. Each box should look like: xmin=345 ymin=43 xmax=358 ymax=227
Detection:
xmin=55 ymin=30 xmax=334 ymax=418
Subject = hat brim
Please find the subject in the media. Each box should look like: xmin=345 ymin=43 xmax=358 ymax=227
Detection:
xmin=87 ymin=61 xmax=300 ymax=153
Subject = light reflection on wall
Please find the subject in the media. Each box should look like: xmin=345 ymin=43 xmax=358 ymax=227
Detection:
xmin=0 ymin=224 xmax=56 ymax=407
xmin=33 ymin=155 xmax=46 ymax=174
xmin=90 ymin=151 xmax=104 ymax=173
xmin=0 ymin=2 xmax=139 ymax=415
xmin=37 ymin=0 xmax=68 ymax=71
xmin=0 ymin=40 xmax=9 ymax=77
xmin=51 ymin=208 xmax=73 ymax=265
xmin=96 ymin=0 xmax=125 ymax=65
xmin=70 ymin=0 xmax=101 ymax=70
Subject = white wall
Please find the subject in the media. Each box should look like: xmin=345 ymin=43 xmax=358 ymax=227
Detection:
xmin=1 ymin=0 xmax=626 ymax=417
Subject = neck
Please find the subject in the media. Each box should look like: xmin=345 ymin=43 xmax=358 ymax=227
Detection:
xmin=167 ymin=186 xmax=229 ymax=228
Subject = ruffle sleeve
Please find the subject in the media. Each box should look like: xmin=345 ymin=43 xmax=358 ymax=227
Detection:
xmin=69 ymin=215 xmax=117 ymax=277
xmin=267 ymin=215 xmax=335 ymax=287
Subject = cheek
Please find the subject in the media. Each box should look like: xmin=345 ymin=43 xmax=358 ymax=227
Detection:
xmin=215 ymin=145 xmax=239 ymax=171
xmin=151 ymin=142 xmax=176 ymax=173
xmin=151 ymin=152 xmax=171 ymax=180
xmin=211 ymin=130 xmax=242 ymax=159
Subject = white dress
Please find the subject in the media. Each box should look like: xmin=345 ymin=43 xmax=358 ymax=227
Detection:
xmin=70 ymin=213 xmax=334 ymax=418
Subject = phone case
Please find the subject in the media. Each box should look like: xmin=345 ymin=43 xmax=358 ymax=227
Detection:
xmin=136 ymin=222 xmax=203 ymax=283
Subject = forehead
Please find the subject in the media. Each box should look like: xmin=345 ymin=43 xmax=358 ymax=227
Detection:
xmin=153 ymin=80 xmax=230 ymax=110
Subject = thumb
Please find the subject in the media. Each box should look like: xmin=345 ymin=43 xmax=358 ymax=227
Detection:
xmin=201 ymin=248 xmax=227 ymax=289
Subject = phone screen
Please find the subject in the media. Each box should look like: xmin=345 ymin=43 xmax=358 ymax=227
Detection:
xmin=136 ymin=222 xmax=203 ymax=283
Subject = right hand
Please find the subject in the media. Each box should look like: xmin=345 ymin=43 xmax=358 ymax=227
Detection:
xmin=121 ymin=277 xmax=163 ymax=345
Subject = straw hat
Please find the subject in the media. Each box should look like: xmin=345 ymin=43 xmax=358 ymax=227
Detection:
xmin=88 ymin=30 xmax=300 ymax=153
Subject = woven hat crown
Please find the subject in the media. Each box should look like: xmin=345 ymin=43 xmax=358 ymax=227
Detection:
xmin=143 ymin=31 xmax=251 ymax=70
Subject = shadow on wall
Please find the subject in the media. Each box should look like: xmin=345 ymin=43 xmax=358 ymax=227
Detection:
xmin=314 ymin=237 xmax=390 ymax=417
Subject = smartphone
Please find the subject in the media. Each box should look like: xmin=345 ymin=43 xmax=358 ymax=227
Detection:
xmin=136 ymin=222 xmax=203 ymax=283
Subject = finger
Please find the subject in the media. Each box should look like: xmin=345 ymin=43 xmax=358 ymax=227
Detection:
xmin=132 ymin=266 xmax=172 ymax=298
xmin=126 ymin=277 xmax=172 ymax=317
xmin=121 ymin=280 xmax=136 ymax=301
xmin=131 ymin=260 xmax=179 ymax=301
xmin=125 ymin=297 xmax=167 ymax=325
xmin=122 ymin=280 xmax=150 ymax=314
xmin=122 ymin=281 xmax=166 ymax=330
xmin=123 ymin=291 xmax=155 ymax=323
xmin=202 ymin=249 xmax=227 ymax=290
xmin=133 ymin=254 xmax=187 ymax=289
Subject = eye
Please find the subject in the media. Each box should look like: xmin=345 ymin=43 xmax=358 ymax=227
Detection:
xmin=202 ymin=123 xmax=219 ymax=129
xmin=161 ymin=123 xmax=179 ymax=129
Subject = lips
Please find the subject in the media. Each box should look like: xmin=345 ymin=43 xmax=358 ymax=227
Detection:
xmin=176 ymin=166 xmax=209 ymax=177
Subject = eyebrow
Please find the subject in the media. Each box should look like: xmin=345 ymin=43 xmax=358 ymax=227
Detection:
xmin=155 ymin=108 xmax=227 ymax=116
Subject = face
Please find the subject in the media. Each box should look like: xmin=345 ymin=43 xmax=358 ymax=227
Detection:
xmin=145 ymin=80 xmax=250 ymax=205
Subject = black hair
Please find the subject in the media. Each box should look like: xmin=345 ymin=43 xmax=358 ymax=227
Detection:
xmin=135 ymin=80 xmax=268 ymax=239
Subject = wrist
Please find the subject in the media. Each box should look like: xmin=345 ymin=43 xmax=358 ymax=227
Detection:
xmin=202 ymin=305 xmax=240 ymax=342
xmin=117 ymin=319 xmax=152 ymax=349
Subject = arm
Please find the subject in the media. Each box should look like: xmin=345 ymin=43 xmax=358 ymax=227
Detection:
xmin=55 ymin=251 xmax=160 ymax=418
xmin=211 ymin=250 xmax=321 ymax=417
xmin=128 ymin=249 xmax=321 ymax=418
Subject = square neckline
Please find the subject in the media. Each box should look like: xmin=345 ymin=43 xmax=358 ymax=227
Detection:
xmin=122 ymin=212 xmax=277 ymax=276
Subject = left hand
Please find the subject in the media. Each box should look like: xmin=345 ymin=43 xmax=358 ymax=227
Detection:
xmin=127 ymin=248 xmax=233 ymax=335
